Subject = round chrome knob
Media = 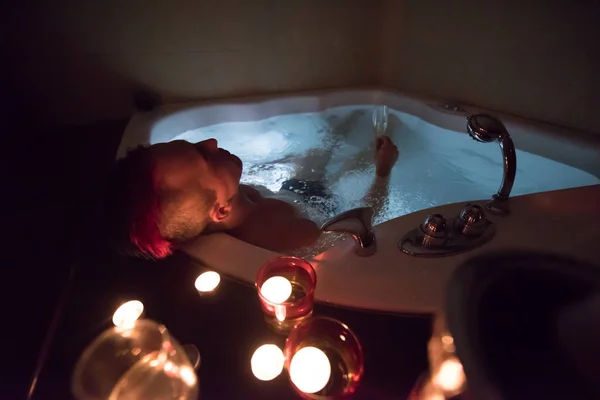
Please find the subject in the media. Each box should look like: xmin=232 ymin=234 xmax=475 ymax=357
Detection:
xmin=420 ymin=214 xmax=447 ymax=248
xmin=455 ymin=204 xmax=487 ymax=236
xmin=421 ymin=214 xmax=447 ymax=238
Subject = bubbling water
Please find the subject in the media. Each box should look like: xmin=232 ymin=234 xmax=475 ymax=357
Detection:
xmin=171 ymin=105 xmax=600 ymax=232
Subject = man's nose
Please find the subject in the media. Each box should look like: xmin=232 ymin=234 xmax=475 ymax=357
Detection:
xmin=198 ymin=138 xmax=218 ymax=153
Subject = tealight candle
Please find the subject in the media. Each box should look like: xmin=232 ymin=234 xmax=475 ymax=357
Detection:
xmin=285 ymin=317 xmax=364 ymax=398
xmin=256 ymin=256 xmax=317 ymax=332
xmin=195 ymin=271 xmax=221 ymax=293
xmin=289 ymin=346 xmax=331 ymax=394
xmin=251 ymin=344 xmax=285 ymax=381
xmin=260 ymin=276 xmax=292 ymax=304
xmin=112 ymin=300 xmax=144 ymax=329
xmin=432 ymin=357 xmax=465 ymax=393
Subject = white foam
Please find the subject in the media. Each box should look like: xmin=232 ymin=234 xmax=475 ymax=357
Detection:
xmin=170 ymin=106 xmax=600 ymax=223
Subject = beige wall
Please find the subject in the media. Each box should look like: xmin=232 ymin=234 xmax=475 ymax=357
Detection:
xmin=382 ymin=1 xmax=600 ymax=134
xmin=2 ymin=1 xmax=598 ymax=133
xmin=2 ymin=0 xmax=381 ymax=128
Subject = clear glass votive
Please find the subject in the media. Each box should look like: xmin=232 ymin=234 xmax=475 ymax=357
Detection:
xmin=285 ymin=317 xmax=364 ymax=399
xmin=409 ymin=313 xmax=467 ymax=399
xmin=256 ymin=256 xmax=317 ymax=333
xmin=72 ymin=319 xmax=199 ymax=400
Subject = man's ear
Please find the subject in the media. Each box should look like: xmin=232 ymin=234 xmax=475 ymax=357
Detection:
xmin=209 ymin=202 xmax=231 ymax=223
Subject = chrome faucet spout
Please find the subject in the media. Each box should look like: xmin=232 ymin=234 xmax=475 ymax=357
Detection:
xmin=466 ymin=114 xmax=517 ymax=215
xmin=497 ymin=136 xmax=516 ymax=200
xmin=321 ymin=207 xmax=377 ymax=257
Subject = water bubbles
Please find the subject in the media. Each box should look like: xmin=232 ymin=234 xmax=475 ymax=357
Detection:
xmin=166 ymin=103 xmax=600 ymax=248
xmin=241 ymin=163 xmax=294 ymax=193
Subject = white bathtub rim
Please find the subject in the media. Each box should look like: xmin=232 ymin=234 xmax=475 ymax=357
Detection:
xmin=178 ymin=184 xmax=600 ymax=314
xmin=119 ymin=87 xmax=600 ymax=179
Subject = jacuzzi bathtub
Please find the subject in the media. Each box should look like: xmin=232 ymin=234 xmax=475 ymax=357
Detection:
xmin=119 ymin=88 xmax=600 ymax=313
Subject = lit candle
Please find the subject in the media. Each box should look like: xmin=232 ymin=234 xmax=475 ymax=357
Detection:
xmin=112 ymin=300 xmax=144 ymax=328
xmin=432 ymin=357 xmax=465 ymax=393
xmin=260 ymin=276 xmax=292 ymax=304
xmin=195 ymin=271 xmax=221 ymax=292
xmin=251 ymin=344 xmax=285 ymax=381
xmin=178 ymin=365 xmax=197 ymax=388
xmin=289 ymin=346 xmax=331 ymax=394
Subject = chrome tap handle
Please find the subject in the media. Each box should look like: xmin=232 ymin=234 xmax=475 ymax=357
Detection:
xmin=321 ymin=207 xmax=377 ymax=257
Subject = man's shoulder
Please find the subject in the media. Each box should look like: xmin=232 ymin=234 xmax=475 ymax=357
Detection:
xmin=241 ymin=184 xmax=270 ymax=196
xmin=242 ymin=183 xmax=302 ymax=204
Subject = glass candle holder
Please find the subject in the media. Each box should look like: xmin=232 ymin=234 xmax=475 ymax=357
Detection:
xmin=72 ymin=319 xmax=199 ymax=400
xmin=410 ymin=313 xmax=467 ymax=399
xmin=285 ymin=317 xmax=364 ymax=399
xmin=256 ymin=256 xmax=317 ymax=333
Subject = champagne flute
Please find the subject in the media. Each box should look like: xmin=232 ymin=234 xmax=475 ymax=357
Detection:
xmin=72 ymin=319 xmax=199 ymax=400
xmin=372 ymin=105 xmax=388 ymax=138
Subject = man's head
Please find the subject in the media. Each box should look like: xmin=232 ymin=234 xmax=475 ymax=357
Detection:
xmin=105 ymin=139 xmax=243 ymax=259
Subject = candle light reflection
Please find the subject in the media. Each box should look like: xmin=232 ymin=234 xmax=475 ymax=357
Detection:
xmin=275 ymin=305 xmax=287 ymax=322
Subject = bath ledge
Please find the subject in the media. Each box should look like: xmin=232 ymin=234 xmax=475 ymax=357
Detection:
xmin=120 ymin=87 xmax=600 ymax=178
xmin=179 ymin=184 xmax=600 ymax=314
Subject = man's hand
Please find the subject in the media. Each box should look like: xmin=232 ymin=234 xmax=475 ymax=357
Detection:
xmin=374 ymin=136 xmax=399 ymax=177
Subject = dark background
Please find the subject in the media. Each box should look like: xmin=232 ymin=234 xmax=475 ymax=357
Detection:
xmin=4 ymin=119 xmax=126 ymax=398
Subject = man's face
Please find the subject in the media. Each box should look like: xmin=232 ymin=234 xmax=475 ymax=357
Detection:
xmin=150 ymin=139 xmax=243 ymax=207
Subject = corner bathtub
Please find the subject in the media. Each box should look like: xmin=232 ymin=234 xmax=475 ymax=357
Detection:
xmin=119 ymin=88 xmax=600 ymax=314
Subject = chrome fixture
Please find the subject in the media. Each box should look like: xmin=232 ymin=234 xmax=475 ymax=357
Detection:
xmin=466 ymin=114 xmax=516 ymax=216
xmin=455 ymin=204 xmax=487 ymax=236
xmin=420 ymin=214 xmax=447 ymax=248
xmin=322 ymin=207 xmax=377 ymax=257
xmin=440 ymin=102 xmax=466 ymax=114
xmin=400 ymin=204 xmax=495 ymax=257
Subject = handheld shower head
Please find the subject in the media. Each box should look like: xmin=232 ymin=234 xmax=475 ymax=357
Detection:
xmin=465 ymin=114 xmax=516 ymax=215
xmin=466 ymin=114 xmax=509 ymax=143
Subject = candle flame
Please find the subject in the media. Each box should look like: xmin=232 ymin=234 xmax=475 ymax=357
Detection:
xmin=112 ymin=300 xmax=144 ymax=328
xmin=195 ymin=271 xmax=221 ymax=292
xmin=289 ymin=346 xmax=331 ymax=394
xmin=260 ymin=276 xmax=292 ymax=304
xmin=432 ymin=357 xmax=465 ymax=393
xmin=251 ymin=344 xmax=285 ymax=381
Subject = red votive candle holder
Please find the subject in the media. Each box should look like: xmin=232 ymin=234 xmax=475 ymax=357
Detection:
xmin=285 ymin=317 xmax=364 ymax=399
xmin=256 ymin=256 xmax=317 ymax=333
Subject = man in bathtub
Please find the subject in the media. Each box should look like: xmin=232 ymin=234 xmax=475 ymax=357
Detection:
xmin=105 ymin=135 xmax=398 ymax=258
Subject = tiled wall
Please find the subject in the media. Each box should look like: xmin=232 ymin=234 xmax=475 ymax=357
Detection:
xmin=2 ymin=1 xmax=598 ymax=133
xmin=2 ymin=0 xmax=382 ymax=128
xmin=381 ymin=1 xmax=600 ymax=134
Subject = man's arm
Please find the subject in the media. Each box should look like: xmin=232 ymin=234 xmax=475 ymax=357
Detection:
xmin=229 ymin=197 xmax=321 ymax=252
xmin=363 ymin=175 xmax=391 ymax=220
xmin=361 ymin=136 xmax=398 ymax=221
